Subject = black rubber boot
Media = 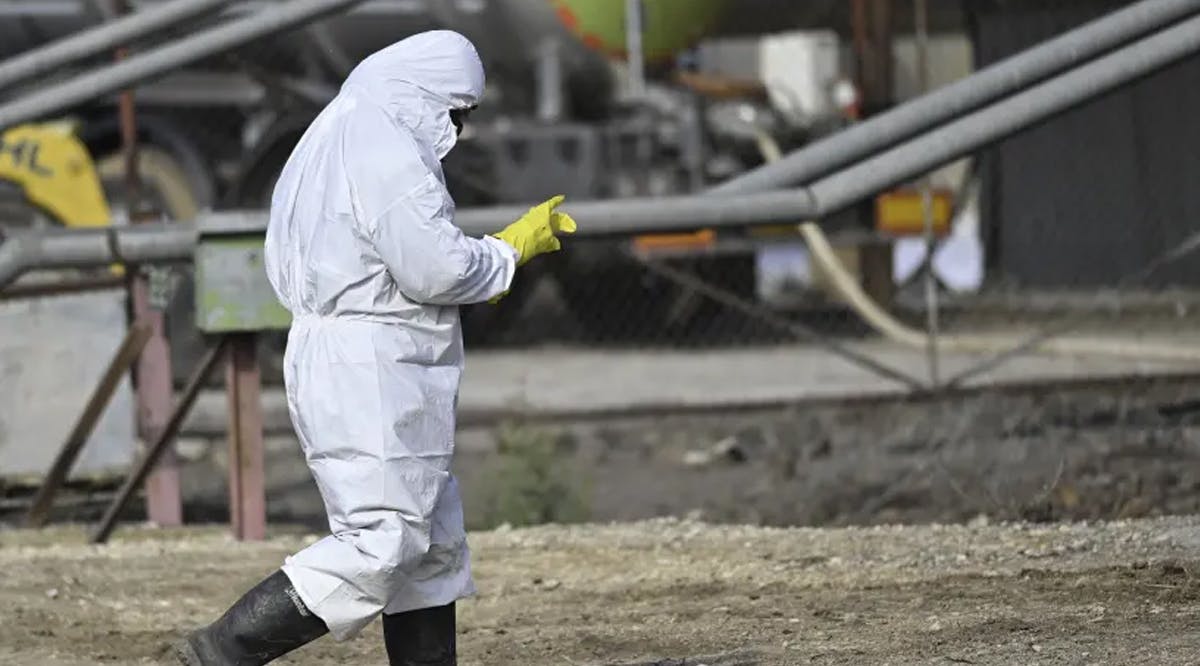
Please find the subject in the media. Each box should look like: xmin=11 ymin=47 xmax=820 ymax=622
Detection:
xmin=382 ymin=602 xmax=456 ymax=665
xmin=174 ymin=570 xmax=329 ymax=665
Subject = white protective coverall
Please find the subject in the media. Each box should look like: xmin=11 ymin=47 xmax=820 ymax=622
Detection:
xmin=263 ymin=30 xmax=517 ymax=641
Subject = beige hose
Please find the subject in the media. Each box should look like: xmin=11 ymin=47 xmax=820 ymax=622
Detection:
xmin=753 ymin=130 xmax=1200 ymax=363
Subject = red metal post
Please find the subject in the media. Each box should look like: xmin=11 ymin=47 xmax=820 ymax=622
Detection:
xmin=226 ymin=332 xmax=267 ymax=541
xmin=130 ymin=283 xmax=182 ymax=526
xmin=111 ymin=0 xmax=182 ymax=527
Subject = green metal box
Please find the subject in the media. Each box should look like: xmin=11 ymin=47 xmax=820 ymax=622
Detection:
xmin=194 ymin=217 xmax=290 ymax=333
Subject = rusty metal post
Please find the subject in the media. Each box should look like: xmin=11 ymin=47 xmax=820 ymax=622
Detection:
xmin=852 ymin=0 xmax=896 ymax=309
xmin=111 ymin=0 xmax=182 ymax=527
xmin=128 ymin=279 xmax=182 ymax=526
xmin=226 ymin=332 xmax=267 ymax=541
xmin=25 ymin=321 xmax=152 ymax=527
xmin=914 ymin=0 xmax=941 ymax=388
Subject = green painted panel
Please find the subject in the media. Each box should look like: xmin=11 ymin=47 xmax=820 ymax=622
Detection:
xmin=194 ymin=234 xmax=291 ymax=333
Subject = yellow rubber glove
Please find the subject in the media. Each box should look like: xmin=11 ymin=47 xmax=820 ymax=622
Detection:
xmin=492 ymin=195 xmax=577 ymax=268
xmin=489 ymin=195 xmax=577 ymax=304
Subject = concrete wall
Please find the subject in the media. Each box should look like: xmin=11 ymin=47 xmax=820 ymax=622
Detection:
xmin=0 ymin=290 xmax=136 ymax=479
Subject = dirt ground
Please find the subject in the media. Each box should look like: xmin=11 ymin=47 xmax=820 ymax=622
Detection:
xmin=3 ymin=517 xmax=1200 ymax=665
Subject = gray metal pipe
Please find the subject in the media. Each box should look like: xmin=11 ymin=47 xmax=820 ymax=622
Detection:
xmin=0 ymin=0 xmax=368 ymax=129
xmin=0 ymin=188 xmax=821 ymax=289
xmin=709 ymin=0 xmax=1200 ymax=195
xmin=0 ymin=0 xmax=237 ymax=92
xmin=0 ymin=232 xmax=33 ymax=288
xmin=625 ymin=0 xmax=646 ymax=99
xmin=194 ymin=189 xmax=822 ymax=239
xmin=807 ymin=12 xmax=1200 ymax=216
xmin=0 ymin=224 xmax=196 ymax=288
xmin=0 ymin=191 xmax=817 ymax=289
xmin=454 ymin=189 xmax=817 ymax=237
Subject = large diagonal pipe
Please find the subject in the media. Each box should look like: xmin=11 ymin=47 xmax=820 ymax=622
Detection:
xmin=5 ymin=8 xmax=1200 ymax=289
xmin=0 ymin=0 xmax=368 ymax=130
xmin=709 ymin=0 xmax=1200 ymax=195
xmin=0 ymin=0 xmax=238 ymax=92
xmin=801 ymin=12 xmax=1200 ymax=216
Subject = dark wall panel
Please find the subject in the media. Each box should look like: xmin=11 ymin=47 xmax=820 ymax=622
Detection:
xmin=972 ymin=1 xmax=1200 ymax=287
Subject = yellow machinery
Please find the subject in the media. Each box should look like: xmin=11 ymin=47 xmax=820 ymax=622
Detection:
xmin=0 ymin=122 xmax=111 ymax=228
xmin=0 ymin=120 xmax=200 ymax=230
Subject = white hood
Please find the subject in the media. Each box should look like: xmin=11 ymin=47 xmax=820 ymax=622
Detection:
xmin=344 ymin=29 xmax=484 ymax=159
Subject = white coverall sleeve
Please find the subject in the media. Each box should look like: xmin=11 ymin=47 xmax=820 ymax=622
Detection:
xmin=368 ymin=176 xmax=517 ymax=305
xmin=345 ymin=111 xmax=517 ymax=306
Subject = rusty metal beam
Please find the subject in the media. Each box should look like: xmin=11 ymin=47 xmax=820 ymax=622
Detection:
xmin=0 ymin=275 xmax=126 ymax=301
xmin=91 ymin=337 xmax=228 ymax=544
xmin=25 ymin=320 xmax=152 ymax=527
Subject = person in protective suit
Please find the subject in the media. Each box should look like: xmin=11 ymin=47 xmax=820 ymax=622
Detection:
xmin=174 ymin=30 xmax=575 ymax=666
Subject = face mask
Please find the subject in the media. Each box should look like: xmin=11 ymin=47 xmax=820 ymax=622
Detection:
xmin=449 ymin=105 xmax=477 ymax=137
xmin=425 ymin=99 xmax=459 ymax=160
